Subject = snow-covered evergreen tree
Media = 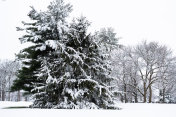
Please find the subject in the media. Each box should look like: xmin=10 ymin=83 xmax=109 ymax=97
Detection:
xmin=12 ymin=0 xmax=117 ymax=109
xmin=32 ymin=16 xmax=117 ymax=109
xmin=94 ymin=28 xmax=122 ymax=99
xmin=12 ymin=0 xmax=72 ymax=94
xmin=95 ymin=27 xmax=121 ymax=53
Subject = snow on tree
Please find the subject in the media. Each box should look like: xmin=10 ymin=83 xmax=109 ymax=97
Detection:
xmin=0 ymin=60 xmax=20 ymax=101
xmin=32 ymin=16 xmax=117 ymax=109
xmin=95 ymin=27 xmax=121 ymax=53
xmin=156 ymin=48 xmax=176 ymax=103
xmin=111 ymin=48 xmax=140 ymax=103
xmin=11 ymin=0 xmax=72 ymax=94
xmin=94 ymin=28 xmax=122 ymax=102
xmin=112 ymin=41 xmax=176 ymax=103
xmin=12 ymin=0 xmax=117 ymax=109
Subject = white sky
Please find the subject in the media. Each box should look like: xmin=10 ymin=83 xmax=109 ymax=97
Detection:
xmin=0 ymin=0 xmax=176 ymax=60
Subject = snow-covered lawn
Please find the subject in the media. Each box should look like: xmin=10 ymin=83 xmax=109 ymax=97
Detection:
xmin=0 ymin=101 xmax=176 ymax=117
xmin=0 ymin=101 xmax=32 ymax=109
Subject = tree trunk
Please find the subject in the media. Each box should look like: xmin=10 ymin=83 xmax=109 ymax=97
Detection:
xmin=0 ymin=89 xmax=1 ymax=101
xmin=162 ymin=88 xmax=165 ymax=103
xmin=149 ymin=85 xmax=152 ymax=103
xmin=134 ymin=81 xmax=138 ymax=103
xmin=8 ymin=76 xmax=11 ymax=101
xmin=143 ymin=83 xmax=147 ymax=103
xmin=8 ymin=91 xmax=10 ymax=101
xmin=2 ymin=90 xmax=5 ymax=101
xmin=17 ymin=90 xmax=21 ymax=101
xmin=143 ymin=93 xmax=146 ymax=103
xmin=120 ymin=94 xmax=124 ymax=102
xmin=134 ymin=92 xmax=138 ymax=103
xmin=124 ymin=84 xmax=128 ymax=103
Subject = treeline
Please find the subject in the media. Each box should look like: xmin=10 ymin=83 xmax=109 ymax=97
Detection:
xmin=0 ymin=0 xmax=176 ymax=109
xmin=0 ymin=60 xmax=22 ymax=101
xmin=111 ymin=41 xmax=176 ymax=103
xmin=2 ymin=42 xmax=176 ymax=103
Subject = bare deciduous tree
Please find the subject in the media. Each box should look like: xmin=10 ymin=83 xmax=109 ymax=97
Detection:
xmin=0 ymin=60 xmax=20 ymax=101
xmin=113 ymin=41 xmax=176 ymax=103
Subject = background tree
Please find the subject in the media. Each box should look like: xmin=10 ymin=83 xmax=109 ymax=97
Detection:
xmin=94 ymin=27 xmax=122 ymax=95
xmin=112 ymin=41 xmax=176 ymax=103
xmin=157 ymin=52 xmax=176 ymax=103
xmin=111 ymin=48 xmax=140 ymax=103
xmin=0 ymin=60 xmax=20 ymax=101
xmin=132 ymin=41 xmax=175 ymax=103
xmin=95 ymin=27 xmax=121 ymax=53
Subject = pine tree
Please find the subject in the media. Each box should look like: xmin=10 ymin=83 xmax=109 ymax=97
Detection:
xmin=32 ymin=17 xmax=117 ymax=109
xmin=95 ymin=27 xmax=120 ymax=53
xmin=12 ymin=0 xmax=117 ymax=109
xmin=11 ymin=0 xmax=72 ymax=94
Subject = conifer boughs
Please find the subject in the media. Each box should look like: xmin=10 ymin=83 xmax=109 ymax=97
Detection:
xmin=12 ymin=0 xmax=117 ymax=109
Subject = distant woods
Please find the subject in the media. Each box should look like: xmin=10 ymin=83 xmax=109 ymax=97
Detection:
xmin=0 ymin=60 xmax=22 ymax=101
xmin=111 ymin=41 xmax=176 ymax=103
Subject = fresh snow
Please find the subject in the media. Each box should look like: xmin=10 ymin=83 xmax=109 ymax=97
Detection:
xmin=45 ymin=40 xmax=58 ymax=50
xmin=0 ymin=101 xmax=176 ymax=117
xmin=0 ymin=101 xmax=32 ymax=109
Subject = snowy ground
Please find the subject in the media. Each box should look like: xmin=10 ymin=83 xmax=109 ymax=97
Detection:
xmin=0 ymin=101 xmax=176 ymax=117
xmin=0 ymin=101 xmax=32 ymax=109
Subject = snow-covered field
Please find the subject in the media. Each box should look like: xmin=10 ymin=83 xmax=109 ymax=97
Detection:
xmin=0 ymin=101 xmax=176 ymax=117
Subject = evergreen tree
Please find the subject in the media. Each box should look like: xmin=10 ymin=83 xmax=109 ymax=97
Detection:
xmin=12 ymin=0 xmax=117 ymax=109
xmin=94 ymin=28 xmax=121 ymax=95
xmin=11 ymin=0 xmax=72 ymax=94
xmin=95 ymin=27 xmax=121 ymax=53
xmin=32 ymin=16 xmax=116 ymax=109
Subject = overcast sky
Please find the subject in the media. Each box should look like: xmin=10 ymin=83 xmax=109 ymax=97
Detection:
xmin=0 ymin=0 xmax=176 ymax=60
